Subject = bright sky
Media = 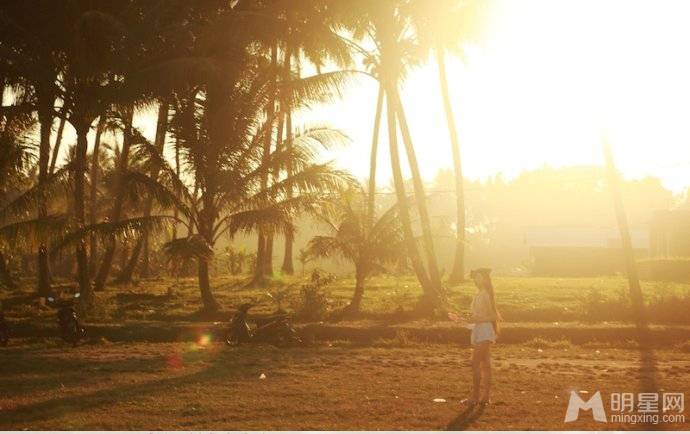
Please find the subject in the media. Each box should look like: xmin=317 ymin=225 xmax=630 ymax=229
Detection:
xmin=97 ymin=0 xmax=690 ymax=194
xmin=306 ymin=0 xmax=690 ymax=193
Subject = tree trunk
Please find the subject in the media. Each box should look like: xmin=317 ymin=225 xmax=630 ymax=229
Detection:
xmin=264 ymin=233 xmax=274 ymax=275
xmin=172 ymin=134 xmax=181 ymax=240
xmin=603 ymin=142 xmax=646 ymax=325
xmin=88 ymin=116 xmax=105 ymax=274
xmin=603 ymin=140 xmax=659 ymax=412
xmin=281 ymin=50 xmax=296 ymax=275
xmin=37 ymin=100 xmax=53 ymax=296
xmin=197 ymin=257 xmax=218 ymax=313
xmin=345 ymin=268 xmax=366 ymax=315
xmin=255 ymin=43 xmax=279 ymax=281
xmin=73 ymin=121 xmax=94 ymax=304
xmin=384 ymin=84 xmax=432 ymax=293
xmin=391 ymin=88 xmax=443 ymax=303
xmin=141 ymin=101 xmax=169 ymax=278
xmin=114 ymin=234 xmax=144 ymax=284
xmin=368 ymin=84 xmax=384 ymax=226
xmin=280 ymin=103 xmax=294 ymax=274
xmin=254 ymin=233 xmax=266 ymax=282
xmin=48 ymin=115 xmax=66 ymax=174
xmin=94 ymin=107 xmax=134 ymax=292
xmin=436 ymin=50 xmax=466 ymax=284
xmin=0 ymin=251 xmax=17 ymax=289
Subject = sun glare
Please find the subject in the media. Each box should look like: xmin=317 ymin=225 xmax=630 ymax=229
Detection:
xmin=317 ymin=0 xmax=690 ymax=192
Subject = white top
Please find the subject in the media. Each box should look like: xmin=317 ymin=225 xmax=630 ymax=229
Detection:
xmin=470 ymin=289 xmax=497 ymax=323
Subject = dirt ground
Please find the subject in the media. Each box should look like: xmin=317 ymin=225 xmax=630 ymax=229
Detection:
xmin=1 ymin=340 xmax=688 ymax=430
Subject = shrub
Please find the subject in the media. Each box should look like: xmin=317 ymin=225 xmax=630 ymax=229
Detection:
xmin=297 ymin=269 xmax=335 ymax=321
xmin=580 ymin=288 xmax=632 ymax=322
xmin=524 ymin=337 xmax=572 ymax=349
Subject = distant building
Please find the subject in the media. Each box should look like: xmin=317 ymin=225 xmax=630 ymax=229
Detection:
xmin=525 ymin=226 xmax=649 ymax=277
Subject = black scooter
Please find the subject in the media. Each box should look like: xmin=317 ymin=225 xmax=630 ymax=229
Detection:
xmin=225 ymin=303 xmax=301 ymax=346
xmin=47 ymin=293 xmax=87 ymax=346
xmin=0 ymin=312 xmax=8 ymax=346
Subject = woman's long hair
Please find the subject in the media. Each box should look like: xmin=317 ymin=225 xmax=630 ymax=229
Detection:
xmin=472 ymin=268 xmax=501 ymax=334
xmin=484 ymin=274 xmax=501 ymax=335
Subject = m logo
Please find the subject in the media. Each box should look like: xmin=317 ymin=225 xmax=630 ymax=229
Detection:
xmin=564 ymin=391 xmax=607 ymax=423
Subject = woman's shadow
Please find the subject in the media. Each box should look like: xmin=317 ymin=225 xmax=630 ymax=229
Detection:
xmin=445 ymin=403 xmax=486 ymax=430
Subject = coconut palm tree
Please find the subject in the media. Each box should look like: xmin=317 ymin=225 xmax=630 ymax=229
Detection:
xmin=0 ymin=1 xmax=66 ymax=295
xmin=336 ymin=0 xmax=444 ymax=310
xmin=408 ymin=0 xmax=488 ymax=283
xmin=0 ymin=109 xmax=70 ymax=289
xmin=602 ymin=140 xmax=646 ymax=324
xmin=248 ymin=0 xmax=354 ymax=279
xmin=306 ymin=190 xmax=405 ymax=315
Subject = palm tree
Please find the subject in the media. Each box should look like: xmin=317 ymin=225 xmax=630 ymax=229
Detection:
xmin=338 ymin=0 xmax=444 ymax=310
xmin=306 ymin=190 xmax=405 ymax=315
xmin=408 ymin=0 xmax=488 ymax=283
xmin=0 ymin=101 xmax=36 ymax=288
xmin=0 ymin=108 xmax=69 ymax=290
xmin=0 ymin=1 xmax=65 ymax=295
xmin=88 ymin=114 xmax=106 ymax=273
xmin=249 ymin=0 xmax=354 ymax=279
xmin=146 ymin=10 xmax=356 ymax=310
xmin=602 ymin=140 xmax=646 ymax=325
xmin=93 ymin=106 xmax=135 ymax=292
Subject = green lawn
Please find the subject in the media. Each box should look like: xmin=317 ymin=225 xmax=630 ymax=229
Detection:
xmin=2 ymin=274 xmax=689 ymax=325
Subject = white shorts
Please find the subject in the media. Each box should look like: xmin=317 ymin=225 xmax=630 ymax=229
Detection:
xmin=471 ymin=322 xmax=496 ymax=346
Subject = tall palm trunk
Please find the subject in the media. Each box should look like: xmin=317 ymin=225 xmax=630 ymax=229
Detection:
xmin=94 ymin=107 xmax=134 ymax=292
xmin=436 ymin=49 xmax=466 ymax=284
xmin=197 ymin=256 xmax=216 ymax=312
xmin=73 ymin=121 xmax=93 ymax=303
xmin=49 ymin=115 xmax=66 ymax=174
xmin=172 ymin=134 xmax=181 ymax=240
xmin=367 ymin=85 xmax=384 ymax=227
xmin=197 ymin=193 xmax=219 ymax=312
xmin=281 ymin=51 xmax=295 ymax=274
xmin=255 ymin=43 xmax=279 ymax=282
xmin=0 ymin=251 xmax=17 ymax=289
xmin=88 ymin=116 xmax=105 ymax=273
xmin=391 ymin=88 xmax=443 ymax=300
xmin=384 ymin=82 xmax=431 ymax=292
xmin=603 ymin=142 xmax=646 ymax=325
xmin=345 ymin=266 xmax=366 ymax=315
xmin=141 ymin=101 xmax=169 ymax=277
xmin=603 ymin=140 xmax=659 ymax=416
xmin=36 ymin=96 xmax=53 ymax=296
xmin=115 ymin=235 xmax=144 ymax=284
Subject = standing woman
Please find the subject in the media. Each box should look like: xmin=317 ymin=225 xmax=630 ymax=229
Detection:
xmin=467 ymin=268 xmax=501 ymax=406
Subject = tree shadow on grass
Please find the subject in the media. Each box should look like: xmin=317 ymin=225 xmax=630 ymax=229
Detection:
xmin=445 ymin=403 xmax=486 ymax=430
xmin=0 ymin=345 xmax=317 ymax=428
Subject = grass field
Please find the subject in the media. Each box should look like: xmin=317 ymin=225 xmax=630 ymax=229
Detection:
xmin=3 ymin=274 xmax=690 ymax=325
xmin=1 ymin=274 xmax=690 ymax=430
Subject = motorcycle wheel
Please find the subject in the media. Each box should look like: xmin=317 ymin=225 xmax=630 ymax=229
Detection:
xmin=63 ymin=321 xmax=80 ymax=346
xmin=225 ymin=331 xmax=240 ymax=346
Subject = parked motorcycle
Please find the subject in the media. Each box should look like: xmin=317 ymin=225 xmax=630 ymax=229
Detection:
xmin=225 ymin=303 xmax=301 ymax=346
xmin=0 ymin=312 xmax=8 ymax=346
xmin=47 ymin=293 xmax=87 ymax=346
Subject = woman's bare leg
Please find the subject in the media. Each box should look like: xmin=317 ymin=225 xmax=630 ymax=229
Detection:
xmin=470 ymin=344 xmax=487 ymax=404
xmin=479 ymin=343 xmax=492 ymax=402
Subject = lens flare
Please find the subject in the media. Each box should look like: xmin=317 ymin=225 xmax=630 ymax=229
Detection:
xmin=197 ymin=333 xmax=211 ymax=347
